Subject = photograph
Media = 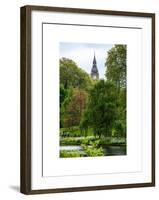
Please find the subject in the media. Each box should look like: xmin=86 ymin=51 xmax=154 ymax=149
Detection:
xmin=20 ymin=6 xmax=155 ymax=193
xmin=59 ymin=42 xmax=127 ymax=158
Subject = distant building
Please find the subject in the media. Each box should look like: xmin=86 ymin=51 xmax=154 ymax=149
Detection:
xmin=90 ymin=53 xmax=99 ymax=80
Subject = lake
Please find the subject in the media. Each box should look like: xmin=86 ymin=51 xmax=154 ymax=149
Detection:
xmin=103 ymin=145 xmax=126 ymax=156
xmin=60 ymin=145 xmax=83 ymax=151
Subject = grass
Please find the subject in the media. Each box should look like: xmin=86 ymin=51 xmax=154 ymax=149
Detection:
xmin=60 ymin=150 xmax=86 ymax=158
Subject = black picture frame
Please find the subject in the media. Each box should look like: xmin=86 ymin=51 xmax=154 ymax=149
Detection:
xmin=20 ymin=5 xmax=155 ymax=194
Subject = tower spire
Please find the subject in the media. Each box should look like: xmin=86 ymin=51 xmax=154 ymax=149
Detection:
xmin=93 ymin=52 xmax=96 ymax=64
xmin=90 ymin=52 xmax=99 ymax=80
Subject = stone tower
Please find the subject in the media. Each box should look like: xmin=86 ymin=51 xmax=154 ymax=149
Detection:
xmin=91 ymin=53 xmax=99 ymax=80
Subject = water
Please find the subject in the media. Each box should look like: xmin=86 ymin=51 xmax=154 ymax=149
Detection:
xmin=60 ymin=145 xmax=83 ymax=151
xmin=104 ymin=145 xmax=126 ymax=156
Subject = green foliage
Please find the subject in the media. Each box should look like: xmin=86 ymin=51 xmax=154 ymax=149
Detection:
xmin=60 ymin=136 xmax=95 ymax=146
xmin=60 ymin=137 xmax=104 ymax=157
xmin=60 ymin=57 xmax=93 ymax=90
xmin=61 ymin=88 xmax=88 ymax=128
xmin=81 ymin=80 xmax=117 ymax=137
xmin=105 ymin=45 xmax=127 ymax=138
xmin=60 ymin=126 xmax=81 ymax=137
xmin=60 ymin=137 xmax=82 ymax=146
xmin=114 ymin=120 xmax=126 ymax=138
xmin=60 ymin=127 xmax=94 ymax=138
xmin=81 ymin=138 xmax=100 ymax=146
xmin=60 ymin=147 xmax=104 ymax=158
xmin=60 ymin=84 xmax=68 ymax=107
xmin=81 ymin=139 xmax=104 ymax=157
xmin=83 ymin=146 xmax=104 ymax=157
xmin=59 ymin=46 xmax=127 ymax=157
xmin=116 ymin=88 xmax=126 ymax=137
xmin=105 ymin=45 xmax=126 ymax=89
xmin=60 ymin=86 xmax=73 ymax=128
xmin=60 ymin=135 xmax=126 ymax=149
xmin=60 ymin=57 xmax=92 ymax=128
xmin=60 ymin=150 xmax=83 ymax=158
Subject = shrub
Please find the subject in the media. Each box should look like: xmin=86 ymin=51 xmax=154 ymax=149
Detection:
xmin=82 ymin=145 xmax=104 ymax=157
xmin=60 ymin=137 xmax=82 ymax=145
xmin=60 ymin=136 xmax=95 ymax=146
xmin=81 ymin=139 xmax=105 ymax=157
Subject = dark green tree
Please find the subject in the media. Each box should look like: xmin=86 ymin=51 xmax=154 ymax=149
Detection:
xmin=114 ymin=88 xmax=126 ymax=137
xmin=60 ymin=84 xmax=68 ymax=108
xmin=80 ymin=80 xmax=117 ymax=138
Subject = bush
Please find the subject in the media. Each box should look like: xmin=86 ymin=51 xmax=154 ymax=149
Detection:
xmin=60 ymin=137 xmax=82 ymax=145
xmin=81 ymin=139 xmax=104 ymax=157
xmin=60 ymin=136 xmax=95 ymax=146
xmin=82 ymin=145 xmax=104 ymax=157
xmin=60 ymin=127 xmax=94 ymax=138
xmin=60 ymin=127 xmax=81 ymax=137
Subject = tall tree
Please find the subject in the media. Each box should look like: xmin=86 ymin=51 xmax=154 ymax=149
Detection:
xmin=105 ymin=45 xmax=126 ymax=89
xmin=80 ymin=80 xmax=117 ymax=138
xmin=105 ymin=45 xmax=127 ymax=138
xmin=60 ymin=84 xmax=68 ymax=108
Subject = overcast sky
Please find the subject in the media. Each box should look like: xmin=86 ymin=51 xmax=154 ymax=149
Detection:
xmin=59 ymin=42 xmax=114 ymax=79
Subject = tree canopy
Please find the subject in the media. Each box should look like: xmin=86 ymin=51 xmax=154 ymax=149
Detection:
xmin=105 ymin=45 xmax=126 ymax=137
xmin=80 ymin=80 xmax=117 ymax=137
xmin=105 ymin=45 xmax=126 ymax=89
xmin=60 ymin=57 xmax=93 ymax=90
xmin=62 ymin=88 xmax=88 ymax=128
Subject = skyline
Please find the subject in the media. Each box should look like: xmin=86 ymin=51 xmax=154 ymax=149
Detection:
xmin=59 ymin=42 xmax=114 ymax=79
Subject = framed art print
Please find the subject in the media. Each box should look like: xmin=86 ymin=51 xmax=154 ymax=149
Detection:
xmin=20 ymin=5 xmax=155 ymax=194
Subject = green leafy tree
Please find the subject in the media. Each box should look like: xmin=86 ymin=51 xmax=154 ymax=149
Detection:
xmin=80 ymin=80 xmax=117 ymax=138
xmin=114 ymin=88 xmax=126 ymax=137
xmin=60 ymin=57 xmax=93 ymax=90
xmin=60 ymin=84 xmax=68 ymax=108
xmin=105 ymin=45 xmax=126 ymax=89
xmin=60 ymin=86 xmax=73 ymax=128
xmin=105 ymin=45 xmax=126 ymax=138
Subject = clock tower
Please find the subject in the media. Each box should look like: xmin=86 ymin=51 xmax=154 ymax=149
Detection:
xmin=90 ymin=53 xmax=99 ymax=80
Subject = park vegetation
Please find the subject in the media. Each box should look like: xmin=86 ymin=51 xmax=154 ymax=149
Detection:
xmin=60 ymin=45 xmax=126 ymax=158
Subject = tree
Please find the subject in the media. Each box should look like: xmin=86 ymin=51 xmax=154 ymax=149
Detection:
xmin=60 ymin=84 xmax=68 ymax=108
xmin=105 ymin=45 xmax=126 ymax=89
xmin=63 ymin=88 xmax=88 ymax=128
xmin=60 ymin=57 xmax=93 ymax=90
xmin=105 ymin=45 xmax=127 ymax=138
xmin=60 ymin=86 xmax=73 ymax=128
xmin=60 ymin=58 xmax=93 ymax=129
xmin=80 ymin=80 xmax=117 ymax=138
xmin=114 ymin=88 xmax=126 ymax=137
